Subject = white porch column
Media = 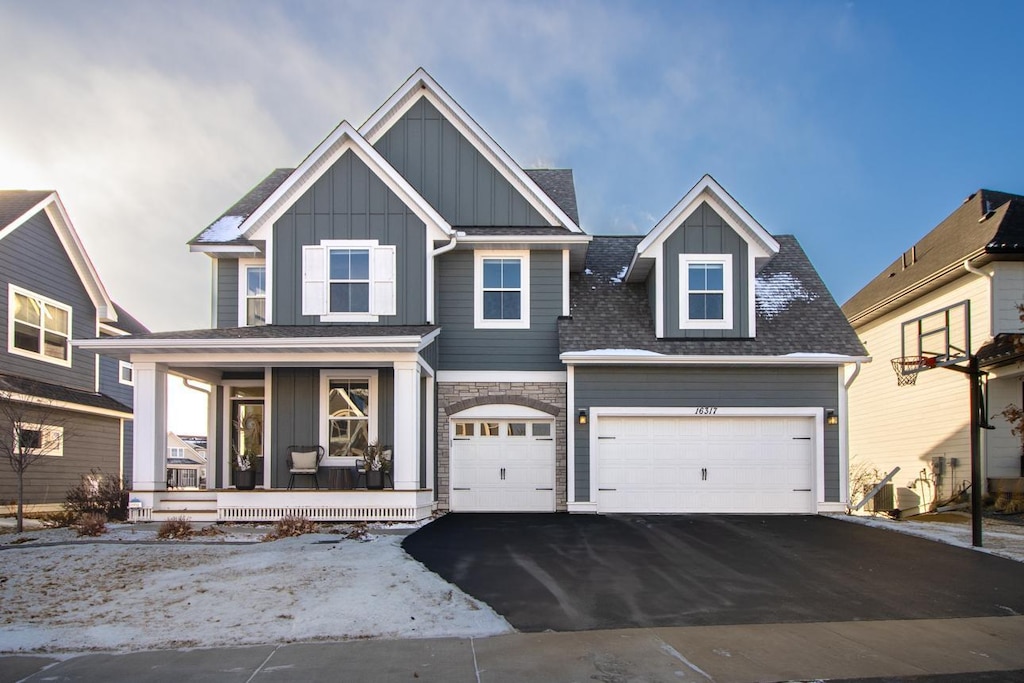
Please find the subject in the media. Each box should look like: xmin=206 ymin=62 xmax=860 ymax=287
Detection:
xmin=133 ymin=361 xmax=168 ymax=490
xmin=393 ymin=360 xmax=421 ymax=490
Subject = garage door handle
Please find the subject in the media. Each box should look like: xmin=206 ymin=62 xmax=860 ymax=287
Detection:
xmin=453 ymin=438 xmax=470 ymax=441
xmin=453 ymin=487 xmax=471 ymax=491
xmin=537 ymin=438 xmax=553 ymax=441
xmin=793 ymin=488 xmax=811 ymax=492
xmin=598 ymin=488 xmax=616 ymax=491
xmin=792 ymin=437 xmax=811 ymax=440
xmin=598 ymin=436 xmax=616 ymax=440
xmin=535 ymin=487 xmax=553 ymax=491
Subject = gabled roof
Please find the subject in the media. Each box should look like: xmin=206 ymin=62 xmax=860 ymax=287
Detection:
xmin=0 ymin=190 xmax=118 ymax=324
xmin=560 ymin=236 xmax=866 ymax=361
xmin=843 ymin=189 xmax=1024 ymax=325
xmin=626 ymin=174 xmax=780 ymax=283
xmin=189 ymin=123 xmax=453 ymax=250
xmin=359 ymin=68 xmax=582 ymax=233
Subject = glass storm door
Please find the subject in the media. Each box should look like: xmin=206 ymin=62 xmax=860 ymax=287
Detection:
xmin=231 ymin=391 xmax=264 ymax=487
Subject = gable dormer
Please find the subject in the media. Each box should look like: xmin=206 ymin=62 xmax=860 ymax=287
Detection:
xmin=626 ymin=175 xmax=779 ymax=339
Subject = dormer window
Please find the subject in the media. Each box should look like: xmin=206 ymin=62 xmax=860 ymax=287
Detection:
xmin=680 ymin=254 xmax=732 ymax=330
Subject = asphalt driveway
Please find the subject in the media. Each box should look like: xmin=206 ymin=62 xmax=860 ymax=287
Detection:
xmin=402 ymin=514 xmax=1024 ymax=632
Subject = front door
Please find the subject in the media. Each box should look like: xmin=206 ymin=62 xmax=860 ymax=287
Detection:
xmin=231 ymin=393 xmax=265 ymax=487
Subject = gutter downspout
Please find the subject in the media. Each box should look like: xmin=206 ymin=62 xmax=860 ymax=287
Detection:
xmin=432 ymin=231 xmax=465 ymax=257
xmin=840 ymin=360 xmax=862 ymax=510
xmin=427 ymin=232 xmax=464 ymax=324
xmin=963 ymin=259 xmax=992 ymax=280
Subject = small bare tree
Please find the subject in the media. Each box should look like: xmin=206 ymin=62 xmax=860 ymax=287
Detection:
xmin=0 ymin=390 xmax=71 ymax=532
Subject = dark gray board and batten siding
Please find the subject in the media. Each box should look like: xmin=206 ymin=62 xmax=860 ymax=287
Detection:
xmin=572 ymin=366 xmax=842 ymax=503
xmin=273 ymin=150 xmax=429 ymax=327
xmin=214 ymin=258 xmax=239 ymax=329
xmin=661 ymin=201 xmax=750 ymax=339
xmin=0 ymin=210 xmax=99 ymax=392
xmin=435 ymin=249 xmax=563 ymax=371
xmin=374 ymin=98 xmax=548 ymax=228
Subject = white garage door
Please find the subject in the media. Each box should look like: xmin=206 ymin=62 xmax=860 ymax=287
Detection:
xmin=450 ymin=419 xmax=556 ymax=512
xmin=596 ymin=415 xmax=815 ymax=514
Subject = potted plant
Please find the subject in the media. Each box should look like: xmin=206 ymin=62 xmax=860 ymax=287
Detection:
xmin=362 ymin=441 xmax=391 ymax=490
xmin=233 ymin=448 xmax=258 ymax=490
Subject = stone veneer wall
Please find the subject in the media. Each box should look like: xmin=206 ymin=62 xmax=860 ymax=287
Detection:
xmin=436 ymin=381 xmax=567 ymax=511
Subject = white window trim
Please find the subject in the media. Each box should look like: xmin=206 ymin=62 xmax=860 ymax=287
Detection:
xmin=238 ymin=258 xmax=267 ymax=327
xmin=319 ymin=369 xmax=379 ymax=466
xmin=16 ymin=422 xmax=64 ymax=457
xmin=474 ymin=250 xmax=530 ymax=330
xmin=7 ymin=284 xmax=73 ymax=367
xmin=304 ymin=239 xmax=396 ymax=323
xmin=679 ymin=254 xmax=733 ymax=330
xmin=118 ymin=360 xmax=134 ymax=386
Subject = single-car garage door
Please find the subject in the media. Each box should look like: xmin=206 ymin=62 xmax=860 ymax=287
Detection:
xmin=596 ymin=415 xmax=815 ymax=513
xmin=450 ymin=419 xmax=556 ymax=512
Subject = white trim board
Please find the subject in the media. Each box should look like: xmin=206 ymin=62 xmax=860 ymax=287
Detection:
xmin=437 ymin=371 xmax=567 ymax=383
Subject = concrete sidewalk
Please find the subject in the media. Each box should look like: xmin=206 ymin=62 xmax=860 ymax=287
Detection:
xmin=5 ymin=616 xmax=1024 ymax=682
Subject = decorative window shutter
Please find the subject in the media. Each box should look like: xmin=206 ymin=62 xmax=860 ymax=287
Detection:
xmin=371 ymin=245 xmax=397 ymax=316
xmin=301 ymin=245 xmax=327 ymax=316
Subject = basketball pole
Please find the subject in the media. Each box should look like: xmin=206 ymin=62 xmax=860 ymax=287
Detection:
xmin=968 ymin=355 xmax=983 ymax=548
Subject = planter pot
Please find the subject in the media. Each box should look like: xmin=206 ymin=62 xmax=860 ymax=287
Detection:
xmin=367 ymin=470 xmax=384 ymax=490
xmin=234 ymin=469 xmax=257 ymax=491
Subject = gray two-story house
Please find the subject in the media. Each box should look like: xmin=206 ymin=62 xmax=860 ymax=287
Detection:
xmin=0 ymin=191 xmax=147 ymax=511
xmin=81 ymin=69 xmax=866 ymax=522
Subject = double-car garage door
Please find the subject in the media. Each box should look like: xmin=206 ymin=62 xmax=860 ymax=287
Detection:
xmin=596 ymin=414 xmax=816 ymax=514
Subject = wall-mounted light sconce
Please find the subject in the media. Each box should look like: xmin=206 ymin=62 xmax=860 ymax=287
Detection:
xmin=578 ymin=409 xmax=588 ymax=425
xmin=826 ymin=409 xmax=839 ymax=426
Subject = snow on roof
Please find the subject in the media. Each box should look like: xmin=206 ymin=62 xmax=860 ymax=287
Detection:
xmin=756 ymin=272 xmax=818 ymax=319
xmin=570 ymin=348 xmax=665 ymax=356
xmin=194 ymin=215 xmax=244 ymax=243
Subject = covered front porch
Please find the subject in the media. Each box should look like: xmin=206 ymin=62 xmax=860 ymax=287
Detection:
xmin=77 ymin=325 xmax=440 ymax=522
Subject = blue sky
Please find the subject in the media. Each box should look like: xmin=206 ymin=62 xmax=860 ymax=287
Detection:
xmin=2 ymin=0 xmax=1022 ymax=331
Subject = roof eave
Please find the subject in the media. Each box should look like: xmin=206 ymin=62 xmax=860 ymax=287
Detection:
xmin=560 ymin=353 xmax=871 ymax=366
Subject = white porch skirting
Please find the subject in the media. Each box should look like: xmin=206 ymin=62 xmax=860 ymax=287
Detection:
xmin=129 ymin=490 xmax=436 ymax=523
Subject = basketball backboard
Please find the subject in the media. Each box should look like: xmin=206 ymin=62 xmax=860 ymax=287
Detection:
xmin=899 ymin=300 xmax=971 ymax=373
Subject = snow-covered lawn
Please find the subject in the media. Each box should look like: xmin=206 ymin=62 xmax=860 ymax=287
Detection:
xmin=0 ymin=522 xmax=512 ymax=655
xmin=834 ymin=511 xmax=1024 ymax=563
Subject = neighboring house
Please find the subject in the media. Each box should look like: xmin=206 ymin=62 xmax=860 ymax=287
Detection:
xmin=79 ymin=69 xmax=866 ymax=522
xmin=843 ymin=190 xmax=1024 ymax=516
xmin=0 ymin=190 xmax=148 ymax=511
xmin=166 ymin=432 xmax=207 ymax=489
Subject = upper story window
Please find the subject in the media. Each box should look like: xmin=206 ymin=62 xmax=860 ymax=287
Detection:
xmin=302 ymin=240 xmax=395 ymax=322
xmin=118 ymin=360 xmax=134 ymax=386
xmin=679 ymin=254 xmax=733 ymax=330
xmin=169 ymin=446 xmax=185 ymax=459
xmin=8 ymin=284 xmax=72 ymax=366
xmin=474 ymin=250 xmax=530 ymax=329
xmin=237 ymin=260 xmax=267 ymax=326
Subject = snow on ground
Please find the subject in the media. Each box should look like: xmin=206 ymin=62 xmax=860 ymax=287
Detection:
xmin=0 ymin=522 xmax=512 ymax=655
xmin=833 ymin=512 xmax=1024 ymax=563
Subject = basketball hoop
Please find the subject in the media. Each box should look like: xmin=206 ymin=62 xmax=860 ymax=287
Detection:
xmin=891 ymin=356 xmax=937 ymax=386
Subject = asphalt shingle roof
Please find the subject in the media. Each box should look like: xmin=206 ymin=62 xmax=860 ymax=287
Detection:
xmin=559 ymin=236 xmax=866 ymax=357
xmin=843 ymin=189 xmax=1024 ymax=321
xmin=0 ymin=190 xmax=52 ymax=230
xmin=525 ymin=169 xmax=580 ymax=226
xmin=0 ymin=373 xmax=131 ymax=414
xmin=189 ymin=169 xmax=293 ymax=245
xmin=110 ymin=303 xmax=150 ymax=335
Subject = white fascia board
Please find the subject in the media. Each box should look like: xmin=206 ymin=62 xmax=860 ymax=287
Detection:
xmin=1 ymin=193 xmax=117 ymax=322
xmin=239 ymin=122 xmax=452 ymax=243
xmin=456 ymin=235 xmax=592 ymax=245
xmin=74 ymin=335 xmax=432 ymax=355
xmin=416 ymin=328 xmax=442 ymax=351
xmin=188 ymin=244 xmax=263 ymax=255
xmin=436 ymin=370 xmax=567 ymax=383
xmin=3 ymin=391 xmax=132 ymax=419
xmin=561 ymin=353 xmax=872 ymax=366
xmin=99 ymin=323 xmax=130 ymax=337
xmin=129 ymin=351 xmax=426 ymax=368
xmin=633 ymin=175 xmax=780 ymax=268
xmin=359 ymin=68 xmax=582 ymax=233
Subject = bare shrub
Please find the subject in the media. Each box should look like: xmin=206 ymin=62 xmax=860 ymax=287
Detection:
xmin=157 ymin=517 xmax=195 ymax=540
xmin=42 ymin=508 xmax=79 ymax=528
xmin=345 ymin=522 xmax=369 ymax=541
xmin=64 ymin=469 xmax=129 ymax=521
xmin=262 ymin=515 xmax=317 ymax=541
xmin=196 ymin=524 xmax=224 ymax=537
xmin=75 ymin=512 xmax=108 ymax=537
xmin=1003 ymin=497 xmax=1024 ymax=515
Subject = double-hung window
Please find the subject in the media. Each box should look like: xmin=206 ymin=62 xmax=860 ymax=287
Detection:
xmin=474 ymin=250 xmax=530 ymax=329
xmin=679 ymin=254 xmax=732 ymax=329
xmin=241 ymin=262 xmax=267 ymax=326
xmin=302 ymin=240 xmax=396 ymax=322
xmin=8 ymin=285 xmax=72 ymax=366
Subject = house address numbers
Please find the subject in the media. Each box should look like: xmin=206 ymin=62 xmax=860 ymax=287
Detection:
xmin=694 ymin=407 xmax=718 ymax=415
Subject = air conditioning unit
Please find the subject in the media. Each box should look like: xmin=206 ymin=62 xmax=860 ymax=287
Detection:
xmin=865 ymin=483 xmax=895 ymax=513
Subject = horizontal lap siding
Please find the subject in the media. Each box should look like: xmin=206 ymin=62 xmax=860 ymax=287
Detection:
xmin=0 ymin=211 xmax=98 ymax=391
xmin=374 ymin=98 xmax=547 ymax=228
xmin=573 ymin=366 xmax=841 ymax=502
xmin=0 ymin=407 xmax=120 ymax=506
xmin=215 ymin=258 xmax=239 ymax=328
xmin=436 ymin=250 xmax=562 ymax=370
xmin=98 ymin=355 xmax=133 ymax=407
xmin=273 ymin=150 xmax=428 ymax=326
